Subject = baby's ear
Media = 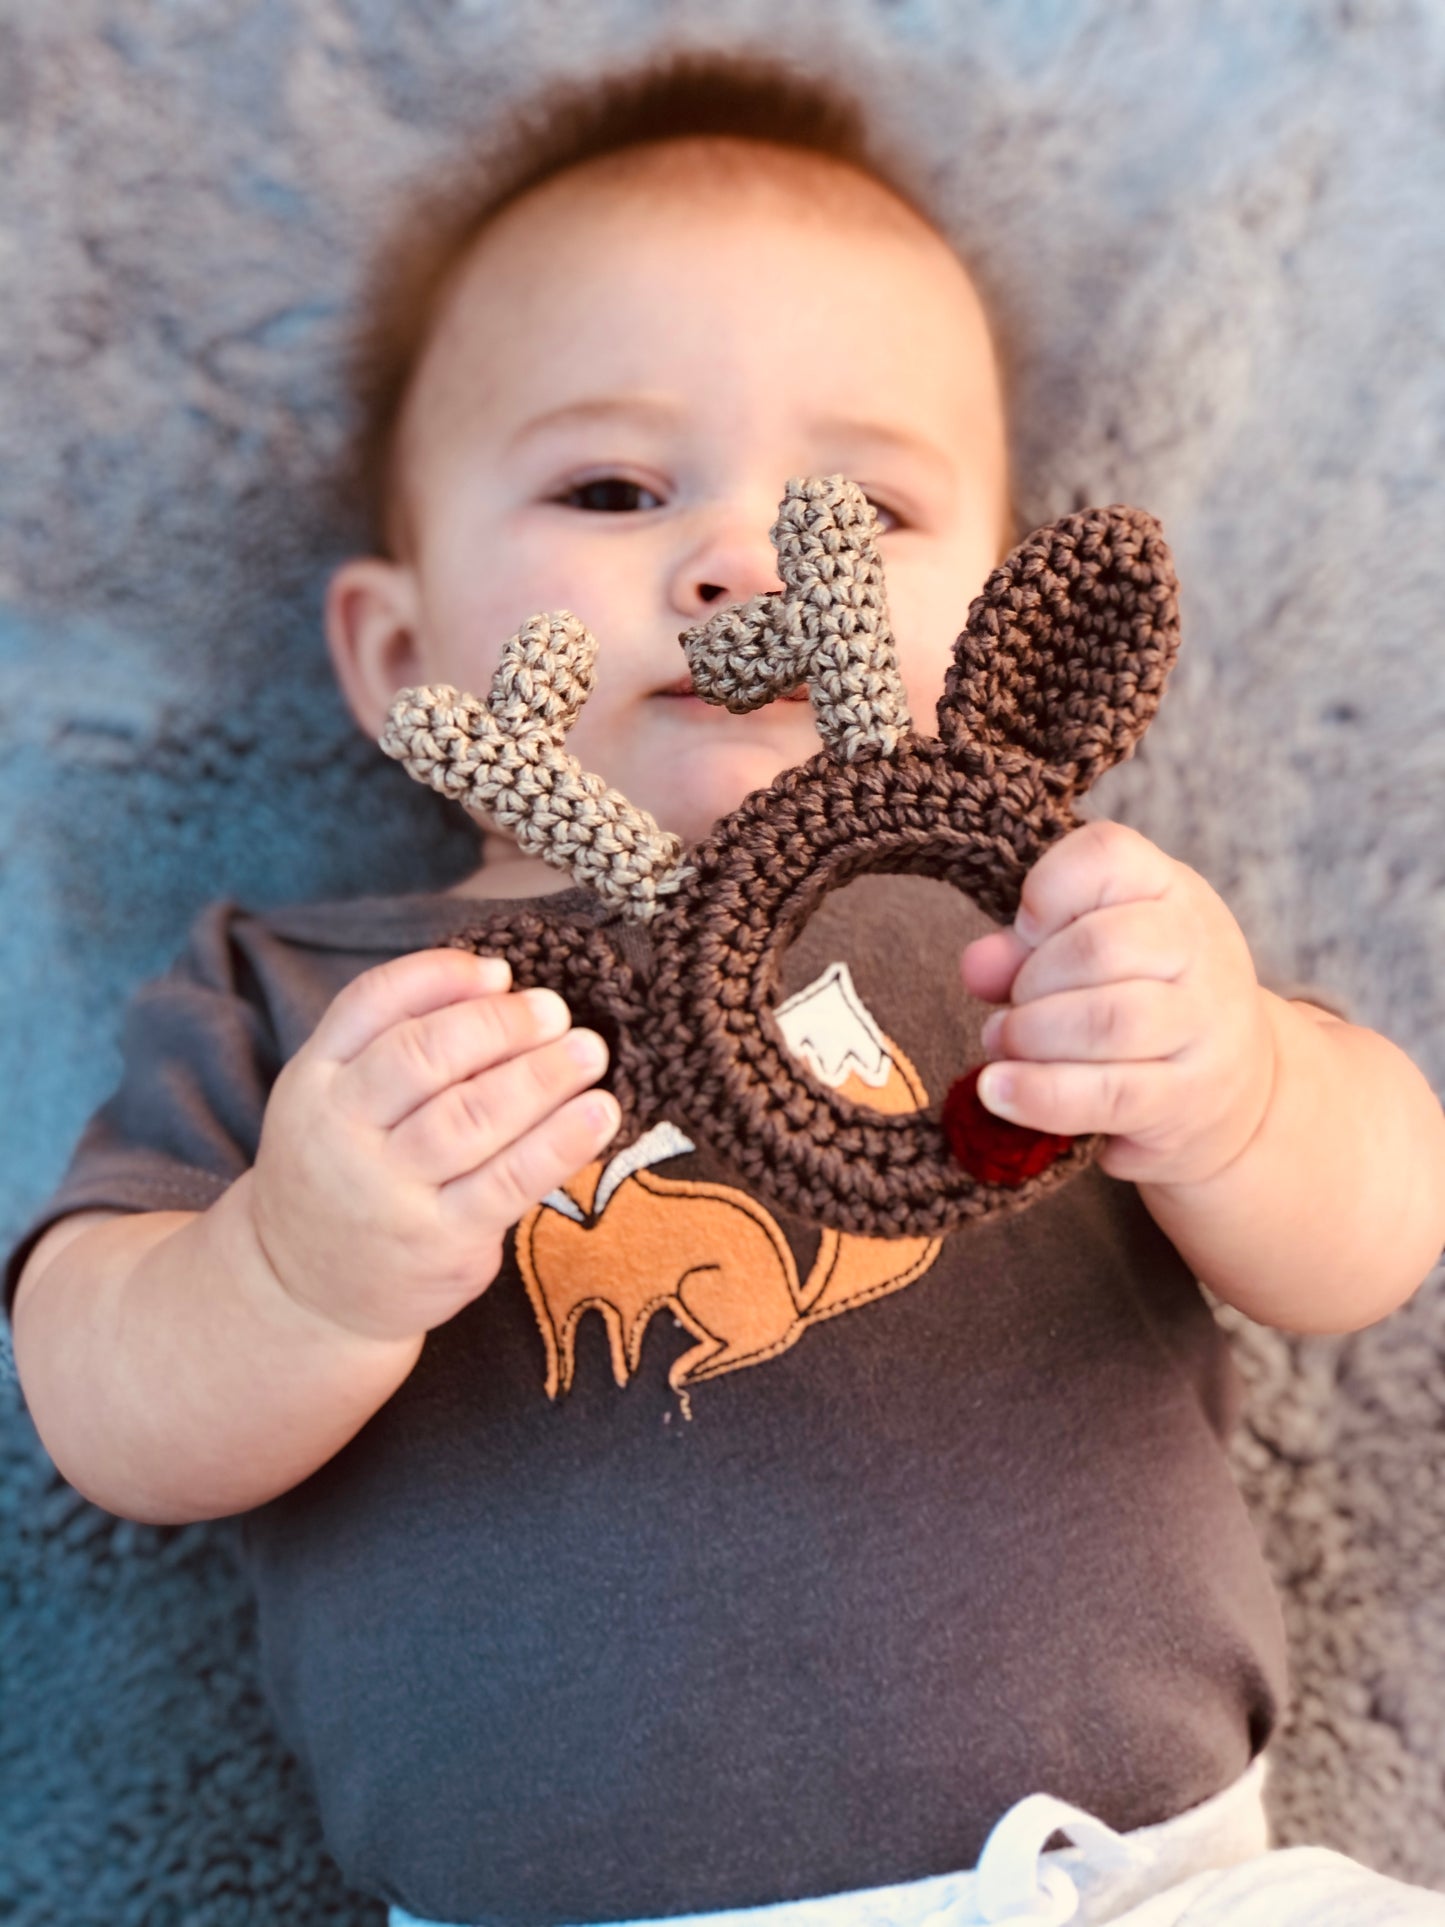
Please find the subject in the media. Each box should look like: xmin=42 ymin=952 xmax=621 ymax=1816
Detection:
xmin=325 ymin=555 xmax=425 ymax=738
xmin=937 ymin=506 xmax=1180 ymax=795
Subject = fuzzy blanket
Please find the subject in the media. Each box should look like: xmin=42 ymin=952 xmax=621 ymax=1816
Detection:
xmin=2 ymin=4 xmax=1443 ymax=1920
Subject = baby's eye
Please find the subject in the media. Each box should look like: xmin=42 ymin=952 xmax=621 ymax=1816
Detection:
xmin=556 ymin=477 xmax=664 ymax=513
xmin=864 ymin=495 xmax=901 ymax=534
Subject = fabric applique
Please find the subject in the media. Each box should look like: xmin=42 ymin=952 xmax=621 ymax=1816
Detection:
xmin=513 ymin=961 xmax=942 ymax=1401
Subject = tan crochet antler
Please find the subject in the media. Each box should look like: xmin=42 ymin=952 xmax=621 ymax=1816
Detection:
xmin=379 ymin=611 xmax=692 ymax=919
xmin=679 ymin=475 xmax=912 ymax=761
xmin=380 ymin=477 xmax=916 ymax=917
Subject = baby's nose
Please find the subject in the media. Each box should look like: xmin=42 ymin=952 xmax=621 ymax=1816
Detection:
xmin=669 ymin=515 xmax=784 ymax=619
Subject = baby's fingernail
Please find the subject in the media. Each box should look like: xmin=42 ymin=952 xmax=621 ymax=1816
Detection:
xmin=523 ymin=987 xmax=569 ymax=1033
xmin=472 ymin=954 xmax=510 ymax=989
xmin=978 ymin=1067 xmax=1019 ymax=1117
xmin=980 ymin=1012 xmax=1005 ymax=1054
xmin=1013 ymin=907 xmax=1041 ymax=947
xmin=566 ymin=1028 xmax=607 ymax=1072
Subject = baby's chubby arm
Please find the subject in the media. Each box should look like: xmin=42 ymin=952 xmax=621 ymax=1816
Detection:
xmin=962 ymin=819 xmax=1445 ymax=1333
xmin=11 ymin=950 xmax=619 ymax=1524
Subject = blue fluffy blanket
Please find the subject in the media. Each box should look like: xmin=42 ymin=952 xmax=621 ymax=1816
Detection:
xmin=3 ymin=5 xmax=1443 ymax=1918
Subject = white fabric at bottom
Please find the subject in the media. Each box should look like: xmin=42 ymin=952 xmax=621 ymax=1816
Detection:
xmin=388 ymin=1757 xmax=1445 ymax=1927
xmin=1083 ymin=1848 xmax=1445 ymax=1926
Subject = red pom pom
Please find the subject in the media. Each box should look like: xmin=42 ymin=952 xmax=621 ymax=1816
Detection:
xmin=941 ymin=1066 xmax=1076 ymax=1186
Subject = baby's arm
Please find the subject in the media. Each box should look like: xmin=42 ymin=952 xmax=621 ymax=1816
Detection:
xmin=12 ymin=1187 xmax=429 ymax=1524
xmin=11 ymin=948 xmax=618 ymax=1524
xmin=964 ymin=818 xmax=1445 ymax=1333
xmin=1130 ymin=993 xmax=1445 ymax=1332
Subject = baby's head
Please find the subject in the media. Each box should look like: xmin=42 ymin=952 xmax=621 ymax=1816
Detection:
xmin=326 ymin=56 xmax=1012 ymax=892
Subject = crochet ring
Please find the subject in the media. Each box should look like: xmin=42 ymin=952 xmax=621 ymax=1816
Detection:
xmin=380 ymin=476 xmax=1181 ymax=1238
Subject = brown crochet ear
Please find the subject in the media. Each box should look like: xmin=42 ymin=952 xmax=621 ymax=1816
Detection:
xmin=937 ymin=505 xmax=1181 ymax=795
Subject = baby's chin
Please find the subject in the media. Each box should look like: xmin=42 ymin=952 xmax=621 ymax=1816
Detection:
xmin=633 ymin=731 xmax=822 ymax=847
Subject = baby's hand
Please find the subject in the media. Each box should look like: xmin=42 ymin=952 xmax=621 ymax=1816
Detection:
xmin=960 ymin=820 xmax=1276 ymax=1187
xmin=248 ymin=950 xmax=620 ymax=1342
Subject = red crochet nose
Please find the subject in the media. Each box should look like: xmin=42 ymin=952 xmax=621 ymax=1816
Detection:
xmin=942 ymin=1067 xmax=1076 ymax=1186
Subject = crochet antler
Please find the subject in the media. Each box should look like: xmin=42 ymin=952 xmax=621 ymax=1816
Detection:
xmin=680 ymin=475 xmax=913 ymax=762
xmin=381 ymin=482 xmax=1182 ymax=1234
xmin=379 ymin=480 xmax=910 ymax=918
xmin=381 ymin=481 xmax=1178 ymax=945
xmin=380 ymin=612 xmax=692 ymax=920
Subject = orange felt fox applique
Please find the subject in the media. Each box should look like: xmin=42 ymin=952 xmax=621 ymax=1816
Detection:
xmin=513 ymin=960 xmax=942 ymax=1399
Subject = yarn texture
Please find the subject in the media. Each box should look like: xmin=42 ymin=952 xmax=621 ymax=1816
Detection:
xmin=381 ymin=475 xmax=1182 ymax=1236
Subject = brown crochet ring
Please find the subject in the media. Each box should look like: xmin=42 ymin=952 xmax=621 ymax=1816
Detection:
xmin=380 ymin=476 xmax=1181 ymax=1239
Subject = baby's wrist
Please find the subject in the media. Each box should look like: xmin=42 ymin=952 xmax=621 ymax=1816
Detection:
xmin=1191 ymin=984 xmax=1283 ymax=1189
xmin=218 ymin=1172 xmax=427 ymax=1364
xmin=1111 ymin=985 xmax=1276 ymax=1193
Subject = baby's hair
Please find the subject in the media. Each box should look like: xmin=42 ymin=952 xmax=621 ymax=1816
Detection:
xmin=335 ymin=51 xmax=1013 ymax=560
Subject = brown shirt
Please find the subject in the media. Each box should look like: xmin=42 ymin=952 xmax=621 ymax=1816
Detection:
xmin=4 ymin=872 xmax=1292 ymax=1926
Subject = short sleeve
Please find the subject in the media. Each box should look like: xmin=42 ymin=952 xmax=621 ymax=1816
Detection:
xmin=3 ymin=900 xmax=282 ymax=1320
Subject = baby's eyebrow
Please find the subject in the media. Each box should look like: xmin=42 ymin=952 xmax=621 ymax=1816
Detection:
xmin=807 ymin=415 xmax=955 ymax=483
xmin=505 ymin=394 xmax=681 ymax=454
xmin=504 ymin=397 xmax=956 ymax=492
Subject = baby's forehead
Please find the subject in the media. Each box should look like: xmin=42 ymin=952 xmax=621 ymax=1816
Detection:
xmin=422 ymin=134 xmax=977 ymax=376
xmin=388 ymin=136 xmax=999 ymax=542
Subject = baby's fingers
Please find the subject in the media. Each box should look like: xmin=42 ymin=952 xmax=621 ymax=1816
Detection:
xmin=337 ymin=984 xmax=572 ymax=1129
xmin=980 ymin=980 xmax=1190 ymax=1066
xmin=311 ymin=948 xmax=513 ymax=1066
xmin=959 ymin=928 xmax=1033 ymax=1005
xmin=438 ymin=1086 xmax=621 ymax=1234
xmin=392 ymin=1028 xmax=611 ymax=1185
xmin=978 ymin=1057 xmax=1176 ymax=1142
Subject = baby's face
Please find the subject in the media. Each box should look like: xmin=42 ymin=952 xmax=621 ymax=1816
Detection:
xmin=331 ymin=141 xmax=1010 ymax=874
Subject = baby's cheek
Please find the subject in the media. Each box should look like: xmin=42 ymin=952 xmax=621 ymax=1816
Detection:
xmin=881 ymin=571 xmax=968 ymax=721
xmin=897 ymin=630 xmax=959 ymax=727
xmin=417 ymin=572 xmax=512 ymax=676
xmin=498 ymin=515 xmax=647 ymax=626
xmin=426 ymin=517 xmax=588 ymax=650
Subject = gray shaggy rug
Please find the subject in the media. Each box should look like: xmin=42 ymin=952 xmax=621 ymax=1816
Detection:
xmin=2 ymin=3 xmax=1443 ymax=1921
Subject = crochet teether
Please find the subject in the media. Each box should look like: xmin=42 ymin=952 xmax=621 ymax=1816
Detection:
xmin=381 ymin=476 xmax=1180 ymax=1238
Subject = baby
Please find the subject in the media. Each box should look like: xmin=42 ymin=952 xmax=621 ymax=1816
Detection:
xmin=9 ymin=52 xmax=1445 ymax=1927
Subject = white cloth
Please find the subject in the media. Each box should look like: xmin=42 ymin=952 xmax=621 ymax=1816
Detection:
xmin=388 ymin=1758 xmax=1445 ymax=1927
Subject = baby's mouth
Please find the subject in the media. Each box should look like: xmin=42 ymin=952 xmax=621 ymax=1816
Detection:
xmin=654 ymin=676 xmax=809 ymax=701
